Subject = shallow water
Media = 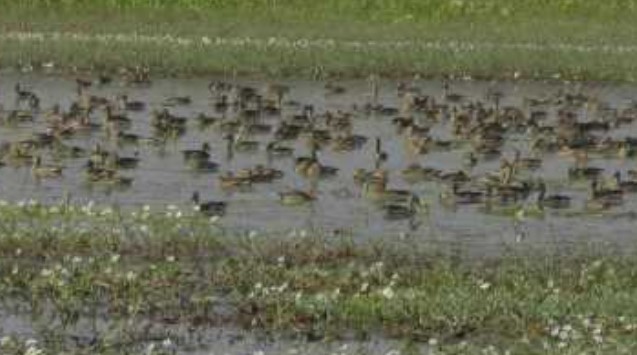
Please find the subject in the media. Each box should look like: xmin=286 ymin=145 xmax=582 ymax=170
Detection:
xmin=1 ymin=72 xmax=637 ymax=251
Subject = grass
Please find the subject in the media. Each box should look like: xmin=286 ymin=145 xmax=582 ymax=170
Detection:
xmin=2 ymin=201 xmax=637 ymax=353
xmin=1 ymin=1 xmax=637 ymax=80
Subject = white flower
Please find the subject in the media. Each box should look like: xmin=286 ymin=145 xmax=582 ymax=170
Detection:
xmin=126 ymin=271 xmax=137 ymax=281
xmin=110 ymin=254 xmax=120 ymax=263
xmin=360 ymin=282 xmax=369 ymax=293
xmin=202 ymin=36 xmax=212 ymax=45
xmin=381 ymin=286 xmax=394 ymax=300
xmin=40 ymin=268 xmax=53 ymax=277
xmin=428 ymin=338 xmax=438 ymax=346
xmin=166 ymin=255 xmax=176 ymax=262
xmin=72 ymin=256 xmax=82 ymax=264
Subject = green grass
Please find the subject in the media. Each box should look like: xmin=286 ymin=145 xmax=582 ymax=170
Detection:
xmin=1 ymin=1 xmax=637 ymax=80
xmin=2 ymin=201 xmax=637 ymax=353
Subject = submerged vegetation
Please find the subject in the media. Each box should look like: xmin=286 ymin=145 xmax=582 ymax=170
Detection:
xmin=0 ymin=201 xmax=637 ymax=353
xmin=2 ymin=1 xmax=637 ymax=79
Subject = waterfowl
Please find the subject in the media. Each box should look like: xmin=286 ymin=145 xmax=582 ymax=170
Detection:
xmin=106 ymin=152 xmax=140 ymax=170
xmin=537 ymin=181 xmax=571 ymax=209
xmin=513 ymin=149 xmax=542 ymax=171
xmin=264 ymin=83 xmax=290 ymax=110
xmin=332 ymin=134 xmax=367 ymax=152
xmin=14 ymin=84 xmax=40 ymax=110
xmin=105 ymin=105 xmax=132 ymax=126
xmin=279 ymin=188 xmax=316 ymax=205
xmin=568 ymin=166 xmax=604 ymax=181
xmin=442 ymin=80 xmax=464 ymax=103
xmin=85 ymin=161 xmax=133 ymax=186
xmin=248 ymin=165 xmax=284 ymax=183
xmin=182 ymin=143 xmax=211 ymax=161
xmin=383 ymin=194 xmax=423 ymax=221
xmin=440 ymin=183 xmax=484 ymax=206
xmin=32 ymin=156 xmax=63 ymax=178
xmin=401 ymin=164 xmax=439 ymax=183
xmin=353 ymin=168 xmax=388 ymax=186
xmin=295 ymin=148 xmax=339 ymax=179
xmin=218 ymin=171 xmax=252 ymax=189
xmin=362 ymin=180 xmax=412 ymax=204
xmin=590 ymin=179 xmax=623 ymax=202
xmin=163 ymin=96 xmax=192 ymax=107
xmin=225 ymin=132 xmax=260 ymax=153
xmin=266 ymin=141 xmax=294 ymax=158
xmin=196 ymin=113 xmax=219 ymax=129
xmin=614 ymin=171 xmax=637 ymax=193
xmin=192 ymin=191 xmax=226 ymax=217
xmin=117 ymin=94 xmax=146 ymax=112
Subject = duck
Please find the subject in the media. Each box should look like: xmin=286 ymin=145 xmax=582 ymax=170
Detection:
xmin=104 ymin=105 xmax=132 ymax=126
xmin=14 ymin=84 xmax=40 ymax=110
xmin=279 ymin=188 xmax=316 ymax=205
xmin=295 ymin=147 xmax=339 ymax=179
xmin=191 ymin=191 xmax=226 ymax=217
xmin=614 ymin=171 xmax=637 ymax=193
xmin=382 ymin=194 xmax=423 ymax=221
xmin=225 ymin=131 xmax=260 ymax=154
xmin=537 ymin=180 xmax=571 ymax=209
xmin=513 ymin=149 xmax=542 ymax=171
xmin=440 ymin=183 xmax=484 ymax=206
xmin=401 ymin=164 xmax=439 ymax=183
xmin=218 ymin=171 xmax=253 ymax=189
xmin=196 ymin=113 xmax=219 ymax=129
xmin=266 ymin=141 xmax=294 ymax=158
xmin=362 ymin=180 xmax=412 ymax=204
xmin=331 ymin=134 xmax=368 ymax=152
xmin=590 ymin=179 xmax=623 ymax=203
xmin=106 ymin=152 xmax=140 ymax=170
xmin=353 ymin=168 xmax=388 ymax=186
xmin=117 ymin=94 xmax=146 ymax=112
xmin=31 ymin=156 xmax=63 ymax=178
xmin=163 ymin=96 xmax=192 ymax=107
xmin=85 ymin=161 xmax=133 ymax=186
xmin=182 ymin=143 xmax=211 ymax=161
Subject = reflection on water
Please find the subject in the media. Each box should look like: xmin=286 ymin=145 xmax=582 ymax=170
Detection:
xmin=1 ymin=72 xmax=637 ymax=249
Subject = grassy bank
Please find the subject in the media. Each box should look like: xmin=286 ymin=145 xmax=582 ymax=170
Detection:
xmin=1 ymin=1 xmax=637 ymax=80
xmin=1 ymin=201 xmax=637 ymax=353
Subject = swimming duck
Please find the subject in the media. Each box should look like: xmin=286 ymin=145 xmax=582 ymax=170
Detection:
xmin=266 ymin=141 xmax=294 ymax=158
xmin=537 ymin=181 xmax=571 ymax=209
xmin=117 ymin=94 xmax=146 ymax=112
xmin=192 ymin=191 xmax=226 ymax=217
xmin=163 ymin=96 xmax=192 ymax=107
xmin=279 ymin=188 xmax=316 ymax=205
xmin=382 ymin=194 xmax=423 ymax=221
xmin=613 ymin=171 xmax=637 ymax=193
xmin=31 ymin=156 xmax=63 ymax=178
xmin=218 ymin=171 xmax=253 ymax=189
xmin=440 ymin=183 xmax=484 ymax=206
xmin=182 ymin=143 xmax=211 ymax=161
xmin=14 ymin=84 xmax=40 ymax=110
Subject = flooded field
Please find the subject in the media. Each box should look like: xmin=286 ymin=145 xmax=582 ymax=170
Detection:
xmin=2 ymin=71 xmax=637 ymax=249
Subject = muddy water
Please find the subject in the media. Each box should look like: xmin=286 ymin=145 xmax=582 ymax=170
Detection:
xmin=1 ymin=73 xmax=637 ymax=250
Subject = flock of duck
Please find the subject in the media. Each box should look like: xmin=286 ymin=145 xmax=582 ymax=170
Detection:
xmin=2 ymin=72 xmax=637 ymax=224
